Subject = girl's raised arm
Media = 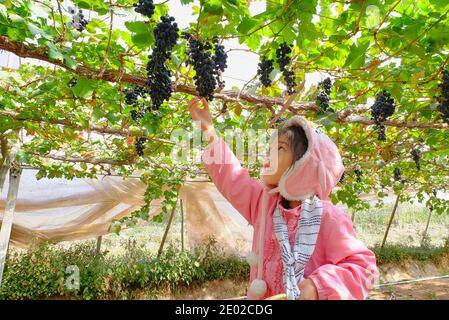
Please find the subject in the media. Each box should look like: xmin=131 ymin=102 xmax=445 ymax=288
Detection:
xmin=188 ymin=97 xmax=266 ymax=226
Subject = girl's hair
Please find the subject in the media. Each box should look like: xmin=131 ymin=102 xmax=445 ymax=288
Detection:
xmin=277 ymin=125 xmax=308 ymax=163
xmin=277 ymin=124 xmax=309 ymax=209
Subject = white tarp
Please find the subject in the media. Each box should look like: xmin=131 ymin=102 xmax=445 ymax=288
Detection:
xmin=1 ymin=168 xmax=439 ymax=252
xmin=0 ymin=169 xmax=158 ymax=247
xmin=0 ymin=169 xmax=253 ymax=252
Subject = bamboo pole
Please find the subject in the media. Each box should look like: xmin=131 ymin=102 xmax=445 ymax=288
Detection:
xmin=180 ymin=199 xmax=184 ymax=251
xmin=0 ymin=137 xmax=9 ymax=194
xmin=381 ymin=193 xmax=401 ymax=249
xmin=421 ymin=208 xmax=433 ymax=246
xmin=157 ymin=203 xmax=177 ymax=259
xmin=95 ymin=236 xmax=102 ymax=255
xmin=0 ymin=166 xmax=22 ymax=285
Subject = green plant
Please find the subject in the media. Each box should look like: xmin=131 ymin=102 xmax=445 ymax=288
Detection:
xmin=372 ymin=244 xmax=449 ymax=265
xmin=0 ymin=237 xmax=249 ymax=300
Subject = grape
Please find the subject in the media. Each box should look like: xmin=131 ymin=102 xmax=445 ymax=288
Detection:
xmin=339 ymin=171 xmax=345 ymax=183
xmin=257 ymin=57 xmax=274 ymax=87
xmin=213 ymin=39 xmax=228 ymax=89
xmin=154 ymin=16 xmax=179 ymax=55
xmin=411 ymin=148 xmax=421 ymax=171
xmin=371 ymin=90 xmax=395 ymax=141
xmin=268 ymin=116 xmax=286 ymax=128
xmin=146 ymin=15 xmax=179 ymax=110
xmin=316 ymin=78 xmax=333 ymax=112
xmin=376 ymin=124 xmax=387 ymax=141
xmin=134 ymin=0 xmax=155 ymax=19
xmin=135 ymin=137 xmax=146 ymax=156
xmin=213 ymin=43 xmax=227 ymax=72
xmin=124 ymin=86 xmax=146 ymax=106
xmin=322 ymin=78 xmax=332 ymax=95
xmin=437 ymin=70 xmax=449 ymax=124
xmin=275 ymin=43 xmax=296 ymax=95
xmin=69 ymin=8 xmax=89 ymax=32
xmin=130 ymin=110 xmax=145 ymax=121
xmin=68 ymin=78 xmax=77 ymax=87
xmin=394 ymin=167 xmax=402 ymax=181
xmin=124 ymin=86 xmax=147 ymax=121
xmin=316 ymin=91 xmax=330 ymax=111
xmin=354 ymin=169 xmax=363 ymax=182
xmin=185 ymin=36 xmax=217 ymax=101
xmin=276 ymin=117 xmax=286 ymax=124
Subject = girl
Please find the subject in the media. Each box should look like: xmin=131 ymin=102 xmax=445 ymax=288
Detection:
xmin=188 ymin=97 xmax=378 ymax=300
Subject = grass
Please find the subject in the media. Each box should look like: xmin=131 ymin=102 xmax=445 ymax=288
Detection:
xmin=348 ymin=202 xmax=449 ymax=248
xmin=372 ymin=244 xmax=449 ymax=265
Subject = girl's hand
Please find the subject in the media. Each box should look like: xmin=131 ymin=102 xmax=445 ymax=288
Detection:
xmin=298 ymin=278 xmax=319 ymax=300
xmin=188 ymin=97 xmax=213 ymax=132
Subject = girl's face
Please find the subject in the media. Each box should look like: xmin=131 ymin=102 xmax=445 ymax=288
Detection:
xmin=261 ymin=135 xmax=294 ymax=187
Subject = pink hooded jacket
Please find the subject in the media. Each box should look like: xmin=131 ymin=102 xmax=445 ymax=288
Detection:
xmin=201 ymin=115 xmax=378 ymax=300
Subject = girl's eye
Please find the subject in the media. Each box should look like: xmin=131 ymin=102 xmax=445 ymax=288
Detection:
xmin=278 ymin=146 xmax=284 ymax=150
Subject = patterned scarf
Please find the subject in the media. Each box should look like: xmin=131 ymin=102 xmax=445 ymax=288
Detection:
xmin=273 ymin=195 xmax=323 ymax=300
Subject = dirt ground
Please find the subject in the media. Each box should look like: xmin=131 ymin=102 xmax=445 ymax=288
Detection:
xmin=152 ymin=258 xmax=449 ymax=300
xmin=368 ymin=277 xmax=449 ymax=300
xmin=151 ymin=277 xmax=449 ymax=300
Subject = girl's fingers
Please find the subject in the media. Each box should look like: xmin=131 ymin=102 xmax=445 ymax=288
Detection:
xmin=200 ymin=98 xmax=209 ymax=110
xmin=187 ymin=97 xmax=200 ymax=110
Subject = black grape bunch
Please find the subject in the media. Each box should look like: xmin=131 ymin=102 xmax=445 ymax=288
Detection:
xmin=135 ymin=137 xmax=147 ymax=157
xmin=316 ymin=77 xmax=333 ymax=112
xmin=428 ymin=189 xmax=438 ymax=211
xmin=124 ymin=86 xmax=147 ymax=122
xmin=212 ymin=38 xmax=228 ymax=90
xmin=268 ymin=115 xmax=286 ymax=128
xmin=146 ymin=16 xmax=179 ymax=111
xmin=257 ymin=57 xmax=274 ymax=87
xmin=370 ymin=90 xmax=395 ymax=141
xmin=184 ymin=34 xmax=228 ymax=101
xmin=437 ymin=70 xmax=449 ymax=124
xmin=134 ymin=0 xmax=155 ymax=19
xmin=339 ymin=171 xmax=345 ymax=184
xmin=68 ymin=78 xmax=77 ymax=88
xmin=394 ymin=167 xmax=402 ymax=182
xmin=275 ymin=42 xmax=296 ymax=95
xmin=410 ymin=148 xmax=421 ymax=171
xmin=354 ymin=169 xmax=363 ymax=182
xmin=67 ymin=6 xmax=89 ymax=32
